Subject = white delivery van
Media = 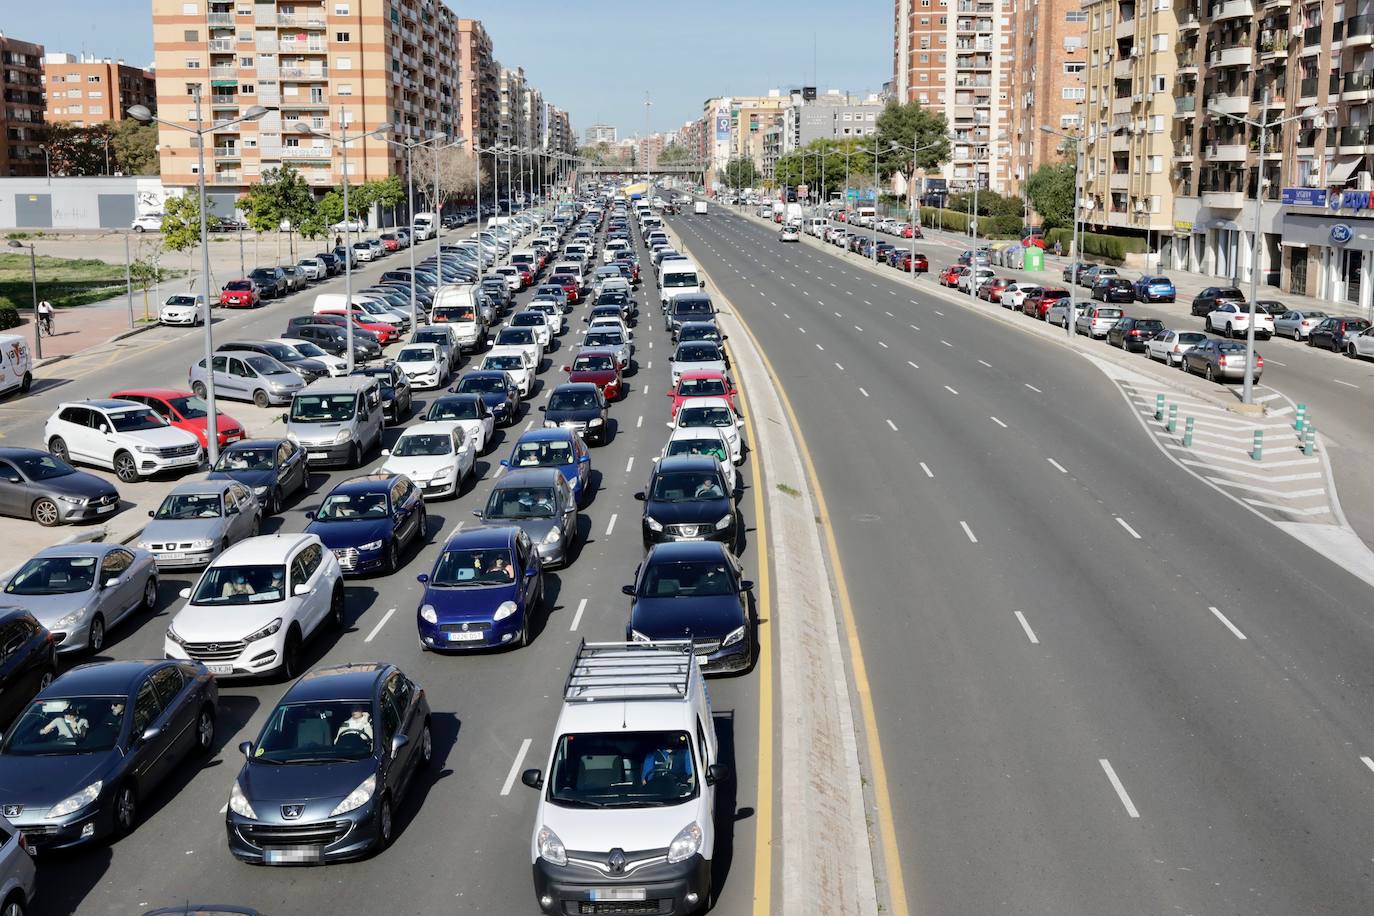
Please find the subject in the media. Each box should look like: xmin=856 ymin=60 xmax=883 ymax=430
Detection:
xmin=430 ymin=285 xmax=486 ymax=351
xmin=805 ymin=217 xmax=828 ymax=237
xmin=412 ymin=212 xmax=438 ymax=240
xmin=522 ymin=641 xmax=725 ymax=916
xmin=693 ymin=200 xmax=708 ymax=216
xmin=659 ymin=260 xmax=704 ymax=308
xmin=0 ymin=334 xmax=34 ymax=396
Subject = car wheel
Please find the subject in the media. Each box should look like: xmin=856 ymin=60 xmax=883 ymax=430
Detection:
xmin=249 ymin=513 xmax=260 ymax=537
xmin=385 ymin=540 xmax=399 ymax=574
xmin=114 ymin=449 xmax=142 ymax=482
xmin=268 ymin=487 xmax=282 ymax=516
xmin=418 ymin=720 xmax=433 ymax=768
xmin=375 ymin=795 xmax=394 ymax=851
xmin=252 ymin=388 xmax=271 ymax=409
xmin=113 ymin=783 xmax=138 ymax=836
xmin=142 ymin=576 xmax=158 ymax=611
xmin=48 ymin=436 xmax=69 ymax=462
xmin=195 ymin=706 xmax=215 ymax=754
xmin=31 ymin=497 xmax=60 ymax=527
xmin=1307 ymin=336 xmax=1315 ymax=347
xmin=347 ymin=443 xmax=360 ymax=469
xmin=282 ymin=629 xmax=303 ymax=679
xmin=37 ymin=667 xmax=55 ymax=692
xmin=191 ymin=380 xmax=207 ymax=399
xmin=330 ymin=584 xmax=345 ymax=629
xmin=1205 ymin=364 xmax=1215 ymax=382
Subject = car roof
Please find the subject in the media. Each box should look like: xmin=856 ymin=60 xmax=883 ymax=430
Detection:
xmin=165 ymin=478 xmax=237 ymax=496
xmin=515 ymin=428 xmax=578 ymax=446
xmin=63 ymin=398 xmax=147 ymax=412
xmin=655 ymin=455 xmax=722 ymax=473
xmin=42 ymin=659 xmax=172 ymax=697
xmin=676 ymin=396 xmax=732 ymax=410
xmin=329 ymin=473 xmax=402 ymax=494
xmin=573 ymin=347 xmax=617 ymax=359
xmin=461 ymin=369 xmax=508 ymax=380
xmin=440 ymin=525 xmax=517 ymax=551
xmin=552 ymin=382 xmax=599 ymax=393
xmin=281 ymin=662 xmax=389 ymax=704
xmin=224 ymin=438 xmax=288 ymax=450
xmin=677 ymin=370 xmax=728 ymax=382
xmin=397 ymin=421 xmax=459 ymax=439
xmin=214 ymin=532 xmax=317 ymax=565
xmin=30 ymin=542 xmax=120 ymax=559
xmin=493 ymin=467 xmax=564 ymax=487
xmin=644 ymin=540 xmax=732 ymax=563
xmin=0 ymin=446 xmax=55 ymax=460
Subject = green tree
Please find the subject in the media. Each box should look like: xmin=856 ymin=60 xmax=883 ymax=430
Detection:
xmin=239 ymin=163 xmax=317 ymax=234
xmin=874 ymin=101 xmax=950 ymax=184
xmin=658 ymin=143 xmax=694 ymax=165
xmin=367 ymin=176 xmax=405 ymax=226
xmin=717 ymin=157 xmax=759 ymax=191
xmin=774 ymin=138 xmax=875 ymax=202
xmin=160 ymin=193 xmax=219 ymax=284
xmin=109 ymin=119 xmax=159 ymax=175
xmin=578 ymin=142 xmax=612 ymax=166
xmin=1024 ymin=160 xmax=1076 ymax=229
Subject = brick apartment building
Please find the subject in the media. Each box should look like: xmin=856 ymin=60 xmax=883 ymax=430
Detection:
xmin=1 ymin=33 xmax=46 ymax=177
xmin=43 ymin=53 xmax=157 ymax=126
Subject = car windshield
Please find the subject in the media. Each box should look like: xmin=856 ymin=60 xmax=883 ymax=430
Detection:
xmin=215 ymin=446 xmax=275 ymax=471
xmin=290 ymin=393 xmax=356 ymax=423
xmin=434 ymin=307 xmax=476 ymax=322
xmin=679 ymin=378 xmax=726 ymax=398
xmin=109 ymin=408 xmax=165 ymax=432
xmin=497 ymin=328 xmax=534 ymax=345
xmin=484 ymin=355 xmax=522 ymax=371
xmin=1176 ymin=332 xmax=1206 ymax=344
xmin=677 ymin=345 xmax=719 ymax=362
xmin=393 ymin=433 xmax=453 ymax=457
xmin=253 ymin=700 xmax=376 ymax=764
xmin=225 ymin=280 xmax=253 ymax=291
xmin=573 ymin=355 xmax=614 ymax=372
xmin=1095 ymin=309 xmax=1123 ymax=318
xmin=679 ymin=327 xmax=719 ymax=342
xmin=1348 ymin=320 xmax=1372 ymax=331
xmin=6 ymin=555 xmax=97 ymax=595
xmin=512 ymin=314 xmax=543 ymax=327
xmin=166 ymin=295 xmax=198 ymax=306
xmin=642 ymin=559 xmax=735 ymax=597
xmin=191 ymin=564 xmax=287 ymax=605
xmin=316 ymin=491 xmax=388 ymax=520
xmin=547 ymin=730 xmax=696 ymax=808
xmin=673 ymin=302 xmax=712 ymax=317
xmin=399 ymin=347 xmax=437 ymax=363
xmin=485 ymin=487 xmax=557 ymax=519
xmin=549 ymin=389 xmax=598 ymax=411
xmin=0 ymin=697 xmax=127 ymax=756
xmin=428 ymin=398 xmax=480 ymax=421
xmin=679 ymin=406 xmax=733 ymax=428
xmin=245 ymin=356 xmax=288 ymax=376
xmin=651 ymin=470 xmax=725 ymax=501
xmin=666 ymin=439 xmax=727 ymax=462
xmin=430 ymin=547 xmax=516 ymax=586
xmin=11 ymin=452 xmax=76 ymax=480
xmin=290 ymin=342 xmax=328 ymax=358
xmin=155 ymin=491 xmax=223 ymax=520
xmin=512 ymin=440 xmax=574 ymax=467
xmin=1137 ymin=320 xmax=1165 ymax=331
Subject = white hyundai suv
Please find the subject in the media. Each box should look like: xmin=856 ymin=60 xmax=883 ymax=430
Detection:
xmin=45 ymin=399 xmax=203 ymax=483
xmin=164 ymin=533 xmax=344 ymax=680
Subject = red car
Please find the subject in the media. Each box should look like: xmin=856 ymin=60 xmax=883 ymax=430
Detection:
xmin=563 ymin=348 xmax=623 ymax=401
xmin=379 ymin=234 xmax=401 ymax=252
xmin=939 ymin=265 xmax=965 ymax=287
xmin=553 ymin=274 xmax=581 ymax=303
xmin=1023 ymin=287 xmax=1072 ymax=319
xmin=903 ymin=225 xmax=924 ymax=239
xmin=667 ymin=370 xmax=739 ymax=417
xmin=220 ymin=280 xmax=259 ymax=308
xmin=110 ymin=387 xmax=245 ymax=450
xmin=314 ymin=309 xmax=396 ymax=343
xmin=978 ymin=277 xmax=1014 ymax=303
xmin=513 ymin=264 xmax=535 ymax=288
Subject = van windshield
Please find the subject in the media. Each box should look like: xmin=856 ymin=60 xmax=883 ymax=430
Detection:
xmin=663 ymin=272 xmax=699 ymax=289
xmin=290 ymin=393 xmax=357 ymax=423
xmin=547 ymin=730 xmax=697 ymax=808
xmin=434 ymin=307 xmax=476 ymax=323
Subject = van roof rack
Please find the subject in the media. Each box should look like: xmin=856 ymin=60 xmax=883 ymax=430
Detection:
xmin=563 ymin=639 xmax=696 ymax=703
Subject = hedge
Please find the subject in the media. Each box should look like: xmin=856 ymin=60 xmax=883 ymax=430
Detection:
xmin=919 ymin=207 xmax=1021 ymax=239
xmin=0 ymin=304 xmax=19 ymax=331
xmin=1045 ymin=227 xmax=1148 ymax=263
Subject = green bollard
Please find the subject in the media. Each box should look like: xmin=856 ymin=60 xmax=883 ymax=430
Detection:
xmin=1251 ymin=430 xmax=1263 ymax=461
xmin=1183 ymin=416 xmax=1195 ymax=447
xmin=1167 ymin=403 xmax=1178 ymax=434
xmin=1155 ymin=393 xmax=1166 ymax=420
xmin=1294 ymin=403 xmax=1306 ymax=433
xmin=1303 ymin=424 xmax=1315 ymax=456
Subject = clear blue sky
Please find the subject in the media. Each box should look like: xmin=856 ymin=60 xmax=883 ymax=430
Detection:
xmin=18 ymin=0 xmax=890 ymax=138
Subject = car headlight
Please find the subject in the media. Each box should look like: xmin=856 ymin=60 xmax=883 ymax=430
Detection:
xmin=433 ymin=466 xmax=455 ymax=480
xmin=358 ymin=539 xmax=385 ymax=552
xmin=419 ymin=604 xmax=438 ymax=624
xmin=543 ymin=528 xmax=561 ymax=544
xmin=714 ymin=514 xmax=733 ymax=531
xmin=329 ymin=773 xmax=376 ymax=817
xmin=286 ymin=432 xmax=300 ymax=444
xmin=56 ymin=494 xmax=88 ymax=505
xmin=253 ymin=485 xmax=268 ymax=497
xmin=630 ymin=629 xmax=651 ymax=643
xmin=334 ymin=429 xmax=353 ymax=443
xmin=188 ymin=538 xmax=215 ymax=551
xmin=244 ymin=617 xmax=282 ymax=643
xmin=229 ymin=780 xmax=257 ymax=819
xmin=47 ymin=781 xmax=102 ymax=819
xmin=166 ymin=623 xmax=187 ymax=647
xmin=721 ymin=625 xmax=747 ymax=648
xmin=493 ymin=600 xmax=518 ymax=621
xmin=644 ymin=516 xmax=663 ymax=532
xmin=588 ymin=417 xmax=604 ymax=427
xmin=543 ymin=420 xmax=557 ymax=429
xmin=54 ymin=606 xmax=88 ymax=630
xmin=134 ymin=444 xmax=159 ymax=454
xmin=667 ymin=821 xmax=703 ymax=864
xmin=536 ymin=825 xmax=567 ymax=866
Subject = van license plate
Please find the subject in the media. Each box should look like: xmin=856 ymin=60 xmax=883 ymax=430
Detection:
xmin=308 ymin=452 xmax=327 ymax=460
xmin=590 ymin=888 xmax=646 ymax=902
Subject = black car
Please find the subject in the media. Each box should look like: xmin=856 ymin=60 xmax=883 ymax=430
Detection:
xmin=207 ymin=438 xmax=309 ymax=515
xmin=1308 ymin=316 xmax=1372 ymax=351
xmin=480 ymin=279 xmax=513 ymax=310
xmin=0 ymin=609 xmax=56 ymax=728
xmin=667 ymin=294 xmax=716 ymax=335
xmin=284 ymin=318 xmax=383 ymax=361
xmin=677 ymin=321 xmax=725 ymax=347
xmin=1190 ymin=286 xmax=1246 ymax=317
xmin=1092 ymin=278 xmax=1136 ymax=303
xmin=594 ymin=289 xmax=638 ymax=320
xmin=0 ymin=659 xmax=217 ymax=849
xmin=248 ymin=267 xmax=286 ymax=299
xmin=635 ymin=455 xmax=738 ymax=551
xmin=622 ymin=541 xmax=754 ymax=674
xmin=1105 ymin=317 xmax=1166 ymax=352
xmin=314 ymin=252 xmax=340 ymax=276
xmin=539 ymin=383 xmax=609 ymax=445
xmin=217 ymin=340 xmax=330 ymax=384
xmin=351 ymin=363 xmax=413 ymax=423
xmin=227 ymin=663 xmax=431 ymax=864
xmin=452 ymin=370 xmax=520 ymax=426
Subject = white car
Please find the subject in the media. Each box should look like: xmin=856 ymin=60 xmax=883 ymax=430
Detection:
xmin=45 ymin=398 xmax=202 ymax=483
xmin=394 ymin=343 xmax=449 ymax=390
xmin=424 ymin=395 xmax=494 ymax=455
xmin=669 ymin=341 xmax=727 ymax=386
xmin=957 ymin=267 xmax=995 ymax=293
xmin=296 ymin=257 xmax=327 ymax=280
xmin=670 ymin=396 xmax=744 ymax=465
xmin=658 ymin=426 xmax=739 ymax=494
xmin=482 ymin=348 xmax=536 ymax=398
xmin=164 ymin=533 xmax=344 ymax=680
xmin=779 ymin=224 xmax=800 ymax=242
xmin=1045 ymin=297 xmax=1078 ymax=328
xmin=603 ymin=240 xmax=630 ymax=263
xmin=130 ymin=213 xmax=163 ymax=232
xmin=588 ymin=316 xmax=633 ymax=346
xmin=528 ymin=300 xmax=564 ymax=335
xmin=509 ymin=310 xmax=553 ymax=349
xmin=273 ymin=337 xmax=348 ymax=376
xmin=159 ymin=293 xmax=206 ymax=326
xmin=351 ymin=240 xmax=378 ymax=262
xmin=492 ymin=265 xmax=524 ymax=291
xmin=330 ymin=219 xmax=367 ymax=233
xmin=1000 ymin=282 xmax=1043 ymax=311
xmin=490 ymin=326 xmax=544 ymax=370
xmin=1146 ymin=329 xmax=1208 ymax=366
xmin=380 ymin=422 xmax=474 ymax=499
xmin=1206 ymin=301 xmax=1275 ymax=339
xmin=1345 ymin=326 xmax=1374 ymax=360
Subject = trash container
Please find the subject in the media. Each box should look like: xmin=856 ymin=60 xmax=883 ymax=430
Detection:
xmin=1023 ymin=245 xmax=1045 ymax=272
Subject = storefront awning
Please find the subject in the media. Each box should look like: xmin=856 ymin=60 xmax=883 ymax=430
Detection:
xmin=1327 ymin=155 xmax=1363 ymax=186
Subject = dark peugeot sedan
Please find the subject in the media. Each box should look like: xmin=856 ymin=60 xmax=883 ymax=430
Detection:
xmin=1307 ymin=316 xmax=1371 ymax=351
xmin=623 ymin=541 xmax=754 ymax=674
xmin=1106 ymin=317 xmax=1166 ymax=352
xmin=636 ymin=455 xmax=738 ymax=551
xmin=0 ymin=659 xmax=217 ymax=849
xmin=539 ymin=383 xmax=609 ymax=446
xmin=227 ymin=663 xmax=431 ymax=864
xmin=0 ymin=447 xmax=121 ymax=526
xmin=1190 ymin=286 xmax=1246 ymax=317
xmin=0 ymin=608 xmax=56 ymax=728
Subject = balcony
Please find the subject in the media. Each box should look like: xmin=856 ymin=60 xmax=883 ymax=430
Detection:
xmin=279 ymin=40 xmax=326 ymax=53
xmin=1302 ymin=24 xmax=1322 ymax=45
xmin=1298 ymin=75 xmax=1319 ymax=98
xmin=1258 ymin=29 xmax=1290 ymax=57
xmin=1348 ymin=14 xmax=1374 ymax=44
xmin=1344 ymin=69 xmax=1374 ymax=100
xmin=1177 ymin=54 xmax=1199 ymax=74
xmin=212 ymin=146 xmax=240 ymax=159
xmin=1208 ymin=0 xmax=1254 ymax=19
xmin=1296 ymin=128 xmax=1318 ymax=148
xmin=1116 ymin=18 xmax=1137 ymax=38
xmin=1114 ymin=59 xmax=1135 ymax=79
xmin=210 ymin=94 xmax=238 ymax=106
xmin=277 ymin=14 xmax=326 ymax=28
xmin=209 ymin=174 xmax=243 ymax=185
xmin=1201 ymin=189 xmax=1246 ymax=207
xmin=208 ymin=39 xmax=234 ymax=52
xmin=281 ymin=99 xmax=329 ymax=110
xmin=1179 ymin=14 xmax=1200 ymax=29
xmin=1209 ymin=46 xmax=1254 ymax=67
xmin=1176 ymin=143 xmax=1196 ymax=158
xmin=1208 ymin=91 xmax=1250 ymax=114
xmin=1263 ymin=0 xmax=1291 ymax=6
xmin=1175 ymin=94 xmax=1198 ymax=115
xmin=280 ymin=67 xmax=329 ymax=80
xmin=1339 ymin=125 xmax=1374 ymax=150
xmin=207 ymin=12 xmax=234 ymax=25
xmin=260 ymin=146 xmax=333 ymax=160
xmin=1112 ymin=95 xmax=1136 ymax=113
xmin=1210 ymin=142 xmax=1249 ymax=160
xmin=1111 ymin=131 xmax=1132 ymax=150
xmin=1109 ymin=173 xmax=1132 ymax=190
xmin=209 ymin=66 xmax=237 ymax=79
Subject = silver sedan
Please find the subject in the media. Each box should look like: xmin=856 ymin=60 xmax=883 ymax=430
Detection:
xmin=2 ymin=543 xmax=158 ymax=654
xmin=135 ymin=478 xmax=262 ymax=568
xmin=1273 ymin=309 xmax=1328 ymax=340
xmin=1146 ymin=330 xmax=1208 ymax=367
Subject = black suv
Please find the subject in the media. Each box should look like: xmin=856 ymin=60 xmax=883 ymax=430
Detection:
xmin=248 ymin=267 xmax=287 ymax=299
xmin=635 ymin=455 xmax=738 ymax=551
xmin=1190 ymin=286 xmax=1246 ymax=316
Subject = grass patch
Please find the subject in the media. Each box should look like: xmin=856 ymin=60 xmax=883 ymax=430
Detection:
xmin=775 ymin=483 xmax=801 ymax=497
xmin=0 ymin=252 xmax=183 ymax=312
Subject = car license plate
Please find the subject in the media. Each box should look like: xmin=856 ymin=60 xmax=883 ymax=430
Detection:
xmin=206 ymin=664 xmax=233 ymax=675
xmin=447 ymin=631 xmax=485 ymax=642
xmin=679 ymin=536 xmax=705 ymax=541
xmin=225 ymin=435 xmax=241 ymax=443
xmin=308 ymin=451 xmax=328 ymax=460
xmin=96 ymin=504 xmax=115 ymax=513
xmin=265 ymin=846 xmax=323 ymax=864
xmin=590 ymin=888 xmax=646 ymax=902
xmin=162 ymin=552 xmax=186 ymax=560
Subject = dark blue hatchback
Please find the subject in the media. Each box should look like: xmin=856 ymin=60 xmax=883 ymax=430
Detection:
xmin=305 ymin=473 xmax=426 ymax=575
xmin=451 ymin=370 xmax=521 ymax=426
xmin=416 ymin=526 xmax=543 ymax=650
xmin=500 ymin=428 xmax=590 ymax=506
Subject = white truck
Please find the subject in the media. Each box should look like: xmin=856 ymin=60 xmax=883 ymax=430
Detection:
xmin=0 ymin=333 xmax=33 ymax=396
xmin=693 ymin=200 xmax=708 ymax=216
xmin=412 ymin=212 xmax=438 ymax=240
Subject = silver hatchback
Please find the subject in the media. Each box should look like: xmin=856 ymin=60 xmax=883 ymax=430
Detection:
xmin=1074 ymin=305 xmax=1123 ymax=339
xmin=0 ymin=813 xmax=36 ymax=916
xmin=136 ymin=479 xmax=263 ymax=569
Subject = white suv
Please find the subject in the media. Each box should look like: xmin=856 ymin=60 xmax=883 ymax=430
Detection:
xmin=164 ymin=533 xmax=344 ymax=680
xmin=45 ymin=399 xmax=202 ymax=483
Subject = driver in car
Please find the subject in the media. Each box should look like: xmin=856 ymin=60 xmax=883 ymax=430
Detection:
xmin=335 ymin=705 xmax=374 ymax=743
xmin=694 ymin=476 xmax=723 ymax=499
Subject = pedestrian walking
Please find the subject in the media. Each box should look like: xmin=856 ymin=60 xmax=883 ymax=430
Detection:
xmin=1053 ymin=239 xmax=1063 ymax=258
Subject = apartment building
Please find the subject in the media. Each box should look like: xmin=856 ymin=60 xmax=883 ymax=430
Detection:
xmin=1 ymin=34 xmax=46 ymax=177
xmin=457 ymin=18 xmax=498 ymax=151
xmin=1005 ymin=0 xmax=1088 ymax=192
xmin=43 ymin=54 xmax=157 ymax=126
xmin=1079 ymin=0 xmax=1180 ymax=243
xmin=781 ymin=90 xmax=885 ymax=152
xmin=151 ymin=0 xmax=462 ymax=207
xmin=497 ymin=64 xmax=525 ymax=150
xmin=584 ymin=123 xmax=617 ymax=144
xmin=702 ymin=94 xmax=789 ymax=182
xmin=892 ymin=0 xmax=1014 ymax=191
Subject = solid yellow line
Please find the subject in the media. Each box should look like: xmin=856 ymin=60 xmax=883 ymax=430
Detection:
xmin=727 ymin=298 xmax=911 ymax=916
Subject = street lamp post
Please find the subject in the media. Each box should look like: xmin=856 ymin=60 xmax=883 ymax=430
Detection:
xmin=871 ymin=135 xmax=880 ymax=264
xmin=129 ymin=95 xmax=267 ymax=464
xmin=888 ymin=137 xmax=947 ymax=283
xmin=1040 ymin=125 xmax=1085 ymax=339
xmin=5 ymin=239 xmax=42 ymax=360
xmin=382 ymin=131 xmax=448 ymax=329
xmin=1207 ymin=96 xmax=1331 ymax=404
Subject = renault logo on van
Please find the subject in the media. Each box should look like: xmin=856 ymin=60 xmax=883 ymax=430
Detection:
xmin=607 ymin=848 xmax=627 ymax=875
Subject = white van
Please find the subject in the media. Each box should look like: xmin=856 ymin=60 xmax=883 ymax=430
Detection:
xmin=412 ymin=212 xmax=437 ymax=240
xmin=521 ymin=641 xmax=725 ymax=916
xmin=693 ymin=200 xmax=708 ymax=216
xmin=0 ymin=334 xmax=34 ymax=396
xmin=431 ymin=285 xmax=486 ymax=351
xmin=660 ymin=260 xmax=704 ymax=308
xmin=805 ymin=217 xmax=828 ymax=237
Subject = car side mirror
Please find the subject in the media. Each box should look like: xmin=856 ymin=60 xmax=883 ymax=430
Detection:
xmin=521 ymin=768 xmax=544 ymax=790
xmin=100 ymin=425 xmax=111 ymax=435
xmin=633 ymin=491 xmax=646 ymax=501
xmin=178 ymin=587 xmax=192 ymax=599
xmin=472 ymin=509 xmax=483 ymax=518
xmin=390 ymin=733 xmax=409 ymax=759
xmin=621 ymin=584 xmax=636 ymax=596
xmin=239 ymin=740 xmax=254 ymax=758
xmin=740 ymin=580 xmax=755 ymax=592
xmin=380 ymin=448 xmax=391 ymax=457
xmin=104 ymin=577 xmax=120 ymax=589
xmin=304 ymin=510 xmax=315 ymax=520
xmin=525 ymin=566 xmax=539 ymax=578
xmin=147 ymin=510 xmax=155 ymax=518
xmin=706 ymin=763 xmax=730 ymax=786
xmin=138 ymin=724 xmax=163 ymax=744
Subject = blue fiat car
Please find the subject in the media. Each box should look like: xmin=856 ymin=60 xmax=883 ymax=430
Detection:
xmin=499 ymin=428 xmax=591 ymax=505
xmin=416 ymin=526 xmax=544 ymax=650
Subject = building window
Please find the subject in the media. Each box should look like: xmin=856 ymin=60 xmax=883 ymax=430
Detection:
xmin=1151 ymin=115 xmax=1164 ymax=132
xmin=337 ymin=57 xmax=352 ymax=70
xmin=1064 ymin=62 xmax=1086 ymax=74
xmin=1152 ymin=33 xmax=1169 ymax=51
xmin=338 ymin=83 xmax=353 ymax=95
xmin=334 ymin=3 xmax=349 ymax=13
xmin=185 ymin=59 xmax=202 ymax=69
xmin=1062 ymin=87 xmax=1086 ymax=100
xmin=1064 ymin=36 xmax=1083 ymax=50
xmin=88 ymin=105 xmax=102 ymax=114
xmin=86 ymin=75 xmax=101 ymax=83
xmin=920 ymin=16 xmax=930 ymax=24
xmin=1151 ymin=75 xmax=1166 ymax=92
xmin=336 ymin=31 xmax=350 ymax=42
xmin=1060 ymin=113 xmax=1081 ymax=128
xmin=1148 ymin=155 xmax=1163 ymax=172
xmin=920 ymin=53 xmax=929 ymax=62
xmin=182 ymin=2 xmax=197 ymax=13
xmin=184 ymin=30 xmax=199 ymax=42
xmin=1149 ymin=195 xmax=1161 ymax=213
xmin=87 ymin=90 xmax=103 ymax=98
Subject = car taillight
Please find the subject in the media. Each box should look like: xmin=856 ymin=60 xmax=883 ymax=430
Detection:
xmin=1128 ymin=329 xmax=1140 ymax=336
xmin=1257 ymin=356 xmax=1264 ymax=367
